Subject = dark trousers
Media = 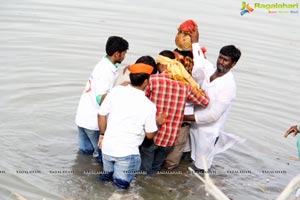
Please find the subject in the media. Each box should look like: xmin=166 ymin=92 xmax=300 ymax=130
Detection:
xmin=140 ymin=143 xmax=172 ymax=175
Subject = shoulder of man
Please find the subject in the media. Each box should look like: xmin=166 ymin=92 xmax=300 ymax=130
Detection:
xmin=220 ymin=72 xmax=236 ymax=88
xmin=93 ymin=57 xmax=109 ymax=71
xmin=108 ymin=85 xmax=125 ymax=95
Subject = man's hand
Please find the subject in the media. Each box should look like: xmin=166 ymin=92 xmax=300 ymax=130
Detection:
xmin=123 ymin=65 xmax=129 ymax=74
xmin=156 ymin=113 xmax=167 ymax=126
xmin=189 ymin=27 xmax=199 ymax=44
xmin=284 ymin=125 xmax=299 ymax=138
xmin=184 ymin=114 xmax=196 ymax=122
xmin=120 ymin=81 xmax=130 ymax=86
xmin=98 ymin=135 xmax=104 ymax=149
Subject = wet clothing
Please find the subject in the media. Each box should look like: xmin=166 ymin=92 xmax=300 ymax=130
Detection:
xmin=75 ymin=56 xmax=118 ymax=161
xmin=189 ymin=43 xmax=245 ymax=169
xmin=99 ymin=85 xmax=157 ymax=188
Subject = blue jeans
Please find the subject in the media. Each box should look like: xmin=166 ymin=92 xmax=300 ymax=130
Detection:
xmin=100 ymin=154 xmax=141 ymax=189
xmin=77 ymin=126 xmax=102 ymax=163
xmin=140 ymin=144 xmax=172 ymax=175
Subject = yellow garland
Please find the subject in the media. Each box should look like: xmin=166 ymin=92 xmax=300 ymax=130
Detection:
xmin=156 ymin=55 xmax=206 ymax=97
xmin=156 ymin=55 xmax=197 ymax=88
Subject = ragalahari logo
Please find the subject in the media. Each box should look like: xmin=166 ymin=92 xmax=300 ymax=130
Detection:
xmin=240 ymin=2 xmax=254 ymax=15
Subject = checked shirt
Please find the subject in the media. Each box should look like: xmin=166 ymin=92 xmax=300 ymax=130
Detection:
xmin=145 ymin=71 xmax=209 ymax=147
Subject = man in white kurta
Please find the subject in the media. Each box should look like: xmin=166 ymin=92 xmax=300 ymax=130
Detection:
xmin=185 ymin=29 xmax=245 ymax=170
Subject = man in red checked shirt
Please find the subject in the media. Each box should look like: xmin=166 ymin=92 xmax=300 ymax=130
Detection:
xmin=140 ymin=50 xmax=209 ymax=175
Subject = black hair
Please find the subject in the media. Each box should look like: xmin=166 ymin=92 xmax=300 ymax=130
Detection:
xmin=105 ymin=36 xmax=129 ymax=56
xmin=129 ymin=73 xmax=150 ymax=86
xmin=219 ymin=45 xmax=241 ymax=63
xmin=174 ymin=48 xmax=193 ymax=59
xmin=158 ymin=50 xmax=175 ymax=59
xmin=135 ymin=55 xmax=157 ymax=74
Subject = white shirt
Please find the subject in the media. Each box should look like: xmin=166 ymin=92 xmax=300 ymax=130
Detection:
xmin=99 ymin=85 xmax=157 ymax=157
xmin=192 ymin=65 xmax=236 ymax=137
xmin=189 ymin=43 xmax=244 ymax=169
xmin=191 ymin=43 xmax=236 ymax=134
xmin=76 ymin=56 xmax=118 ymax=130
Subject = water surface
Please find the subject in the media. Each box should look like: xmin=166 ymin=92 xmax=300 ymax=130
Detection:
xmin=0 ymin=0 xmax=299 ymax=199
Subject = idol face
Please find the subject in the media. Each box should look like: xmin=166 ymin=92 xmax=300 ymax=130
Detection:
xmin=175 ymin=31 xmax=192 ymax=51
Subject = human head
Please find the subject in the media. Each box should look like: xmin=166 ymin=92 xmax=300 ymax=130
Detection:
xmin=159 ymin=50 xmax=175 ymax=59
xmin=217 ymin=45 xmax=241 ymax=74
xmin=135 ymin=56 xmax=158 ymax=74
xmin=105 ymin=36 xmax=129 ymax=64
xmin=219 ymin=45 xmax=241 ymax=63
xmin=129 ymin=63 xmax=153 ymax=87
xmin=156 ymin=50 xmax=175 ymax=73
xmin=175 ymin=20 xmax=198 ymax=51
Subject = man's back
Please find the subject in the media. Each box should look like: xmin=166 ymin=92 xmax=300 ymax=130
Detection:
xmin=100 ymin=85 xmax=157 ymax=157
xmin=145 ymin=71 xmax=209 ymax=147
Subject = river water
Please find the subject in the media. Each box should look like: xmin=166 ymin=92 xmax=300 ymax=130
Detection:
xmin=0 ymin=0 xmax=299 ymax=199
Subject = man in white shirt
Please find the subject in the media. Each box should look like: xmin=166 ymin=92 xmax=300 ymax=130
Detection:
xmin=184 ymin=28 xmax=245 ymax=171
xmin=97 ymin=63 xmax=158 ymax=189
xmin=75 ymin=36 xmax=129 ymax=163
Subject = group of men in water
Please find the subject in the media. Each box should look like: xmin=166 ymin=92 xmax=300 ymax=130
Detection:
xmin=75 ymin=19 xmax=244 ymax=189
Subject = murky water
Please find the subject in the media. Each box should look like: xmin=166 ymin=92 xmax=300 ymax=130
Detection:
xmin=0 ymin=0 xmax=299 ymax=199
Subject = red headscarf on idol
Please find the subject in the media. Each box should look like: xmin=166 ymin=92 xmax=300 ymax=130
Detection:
xmin=175 ymin=19 xmax=207 ymax=58
xmin=178 ymin=20 xmax=198 ymax=33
